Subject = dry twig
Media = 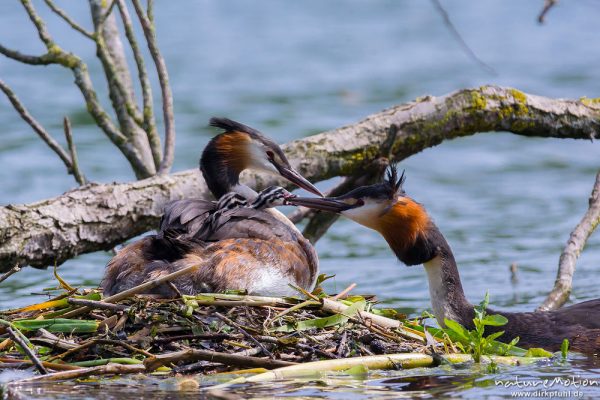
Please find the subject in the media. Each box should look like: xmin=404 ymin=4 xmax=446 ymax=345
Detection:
xmin=538 ymin=0 xmax=558 ymax=24
xmin=430 ymin=0 xmax=496 ymax=75
xmin=538 ymin=170 xmax=600 ymax=311
xmin=0 ymin=264 xmax=21 ymax=285
xmin=144 ymin=348 xmax=295 ymax=371
xmin=131 ymin=0 xmax=175 ymax=174
xmin=5 ymin=326 xmax=48 ymax=375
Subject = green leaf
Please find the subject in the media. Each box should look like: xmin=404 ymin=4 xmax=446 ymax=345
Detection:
xmin=273 ymin=300 xmax=366 ymax=332
xmin=524 ymin=347 xmax=554 ymax=358
xmin=482 ymin=314 xmax=508 ymax=326
xmin=12 ymin=318 xmax=99 ymax=333
xmin=561 ymin=338 xmax=569 ymax=359
xmin=443 ymin=319 xmax=470 ymax=342
xmin=485 ymin=331 xmax=505 ymax=342
xmin=371 ymin=308 xmax=403 ymax=320
xmin=315 ymin=273 xmax=335 ymax=287
xmin=342 ymin=364 xmax=369 ymax=378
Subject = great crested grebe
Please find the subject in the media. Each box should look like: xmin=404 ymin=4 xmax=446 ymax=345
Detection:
xmin=288 ymin=166 xmax=600 ymax=353
xmin=160 ymin=117 xmax=322 ymax=237
xmin=101 ymin=119 xmax=321 ymax=297
xmin=112 ymin=186 xmax=313 ymax=297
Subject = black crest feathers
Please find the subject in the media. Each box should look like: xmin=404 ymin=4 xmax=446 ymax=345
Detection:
xmin=385 ymin=163 xmax=406 ymax=194
xmin=209 ymin=117 xmax=261 ymax=136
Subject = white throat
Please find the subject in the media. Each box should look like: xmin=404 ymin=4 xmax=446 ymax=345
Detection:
xmin=423 ymin=255 xmax=459 ymax=327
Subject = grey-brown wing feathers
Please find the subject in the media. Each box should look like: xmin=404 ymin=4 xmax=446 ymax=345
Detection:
xmin=160 ymin=198 xmax=215 ymax=234
xmin=205 ymin=208 xmax=299 ymax=242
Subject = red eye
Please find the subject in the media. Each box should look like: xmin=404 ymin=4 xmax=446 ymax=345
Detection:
xmin=355 ymin=199 xmax=365 ymax=207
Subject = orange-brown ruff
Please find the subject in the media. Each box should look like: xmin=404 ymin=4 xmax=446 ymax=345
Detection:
xmin=101 ymin=118 xmax=321 ymax=297
xmin=376 ymin=199 xmax=430 ymax=256
xmin=288 ymin=165 xmax=600 ymax=354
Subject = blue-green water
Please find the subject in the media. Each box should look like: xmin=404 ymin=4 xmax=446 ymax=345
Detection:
xmin=1 ymin=1 xmax=599 ymax=398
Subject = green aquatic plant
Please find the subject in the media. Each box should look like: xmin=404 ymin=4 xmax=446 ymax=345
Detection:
xmin=443 ymin=292 xmax=519 ymax=362
xmin=561 ymin=338 xmax=569 ymax=360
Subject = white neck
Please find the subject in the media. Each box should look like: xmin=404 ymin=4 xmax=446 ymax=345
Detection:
xmin=231 ymin=184 xmax=258 ymax=200
xmin=423 ymin=255 xmax=461 ymax=326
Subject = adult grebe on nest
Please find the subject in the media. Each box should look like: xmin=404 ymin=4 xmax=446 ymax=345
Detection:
xmin=102 ymin=118 xmax=322 ymax=297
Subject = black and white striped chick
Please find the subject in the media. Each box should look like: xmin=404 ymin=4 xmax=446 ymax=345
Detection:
xmin=197 ymin=186 xmax=294 ymax=240
xmin=101 ymin=118 xmax=319 ymax=297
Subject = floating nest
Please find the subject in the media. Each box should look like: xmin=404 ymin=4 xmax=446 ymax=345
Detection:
xmin=0 ymin=273 xmax=550 ymax=391
xmin=0 ymin=273 xmax=433 ymax=379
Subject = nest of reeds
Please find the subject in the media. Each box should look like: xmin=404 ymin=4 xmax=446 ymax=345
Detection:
xmin=0 ymin=274 xmax=432 ymax=381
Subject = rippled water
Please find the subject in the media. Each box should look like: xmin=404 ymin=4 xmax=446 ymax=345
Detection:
xmin=1 ymin=1 xmax=599 ymax=398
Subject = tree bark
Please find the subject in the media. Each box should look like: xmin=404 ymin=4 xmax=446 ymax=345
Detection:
xmin=1 ymin=85 xmax=598 ymax=271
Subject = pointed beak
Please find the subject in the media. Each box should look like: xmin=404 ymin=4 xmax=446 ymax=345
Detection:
xmin=286 ymin=196 xmax=355 ymax=213
xmin=275 ymin=165 xmax=324 ymax=197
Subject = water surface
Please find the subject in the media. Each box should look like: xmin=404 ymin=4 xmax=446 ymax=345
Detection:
xmin=0 ymin=1 xmax=599 ymax=398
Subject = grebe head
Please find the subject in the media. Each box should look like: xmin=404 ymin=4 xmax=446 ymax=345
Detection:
xmin=288 ymin=164 xmax=434 ymax=265
xmin=201 ymin=117 xmax=323 ymax=198
xmin=252 ymin=186 xmax=296 ymax=209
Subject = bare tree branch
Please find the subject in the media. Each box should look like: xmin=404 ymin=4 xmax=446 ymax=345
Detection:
xmin=91 ymin=2 xmax=143 ymax=124
xmin=0 ymin=86 xmax=598 ymax=271
xmin=0 ymin=79 xmax=76 ymax=180
xmin=63 ymin=117 xmax=87 ymax=186
xmin=147 ymin=0 xmax=154 ymax=23
xmin=2 ymin=0 xmax=155 ymax=178
xmin=0 ymin=44 xmax=54 ymax=65
xmin=117 ymin=0 xmax=161 ymax=170
xmin=43 ymin=0 xmax=94 ymax=39
xmin=89 ymin=0 xmax=156 ymax=175
xmin=21 ymin=0 xmax=53 ymax=47
xmin=538 ymin=0 xmax=558 ymax=24
xmin=97 ymin=0 xmax=117 ymax=27
xmin=131 ymin=0 xmax=175 ymax=175
xmin=430 ymin=0 xmax=496 ymax=75
xmin=538 ymin=170 xmax=600 ymax=311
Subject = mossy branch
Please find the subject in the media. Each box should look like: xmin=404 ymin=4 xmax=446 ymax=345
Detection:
xmin=0 ymin=85 xmax=597 ymax=271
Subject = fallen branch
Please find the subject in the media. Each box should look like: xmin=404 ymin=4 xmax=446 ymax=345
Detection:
xmin=538 ymin=170 xmax=600 ymax=311
xmin=143 ymin=348 xmax=295 ymax=371
xmin=0 ymin=86 xmax=598 ymax=271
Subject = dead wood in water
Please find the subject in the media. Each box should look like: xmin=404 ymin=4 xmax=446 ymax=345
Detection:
xmin=0 ymin=85 xmax=598 ymax=272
